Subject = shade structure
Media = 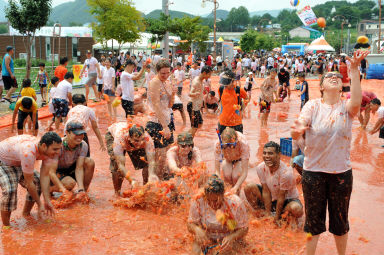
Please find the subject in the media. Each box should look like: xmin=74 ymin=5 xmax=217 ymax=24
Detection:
xmin=217 ymin=37 xmax=224 ymax=42
xmin=307 ymin=36 xmax=335 ymax=52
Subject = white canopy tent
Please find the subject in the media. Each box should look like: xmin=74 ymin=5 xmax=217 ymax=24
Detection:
xmin=306 ymin=36 xmax=335 ymax=52
xmin=93 ymin=33 xmax=178 ymax=51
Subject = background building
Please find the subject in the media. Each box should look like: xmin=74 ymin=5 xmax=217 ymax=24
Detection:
xmin=289 ymin=26 xmax=322 ymax=39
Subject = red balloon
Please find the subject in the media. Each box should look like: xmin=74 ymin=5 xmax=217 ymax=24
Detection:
xmin=317 ymin=17 xmax=326 ymax=28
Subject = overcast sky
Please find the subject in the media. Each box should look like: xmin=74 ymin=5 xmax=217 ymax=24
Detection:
xmin=50 ymin=0 xmax=359 ymax=15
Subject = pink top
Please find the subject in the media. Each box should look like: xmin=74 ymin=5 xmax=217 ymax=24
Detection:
xmin=346 ymin=91 xmax=377 ymax=109
xmin=65 ymin=105 xmax=97 ymax=130
xmin=256 ymin=161 xmax=299 ymax=201
xmin=299 ymin=98 xmax=353 ymax=173
xmin=214 ymin=132 xmax=250 ymax=162
xmin=188 ymin=194 xmax=248 ymax=240
xmin=0 ymin=135 xmax=49 ymax=174
xmin=166 ymin=145 xmax=202 ymax=168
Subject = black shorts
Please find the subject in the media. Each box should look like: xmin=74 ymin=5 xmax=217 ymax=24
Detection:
xmin=217 ymin=62 xmax=223 ymax=67
xmin=127 ymin=148 xmax=148 ymax=170
xmin=98 ymin=84 xmax=103 ymax=92
xmin=145 ymin=121 xmax=174 ymax=149
xmin=121 ymin=99 xmax=134 ymax=117
xmin=235 ymin=75 xmax=241 ymax=81
xmin=256 ymin=184 xmax=302 ymax=212
xmin=17 ymin=110 xmax=38 ymax=130
xmin=3 ymin=76 xmax=18 ymax=90
xmin=301 ymin=99 xmax=308 ymax=110
xmin=172 ymin=103 xmax=183 ymax=111
xmin=187 ymin=102 xmax=203 ymax=128
xmin=39 ymin=83 xmax=47 ymax=88
xmin=342 ymin=86 xmax=350 ymax=92
xmin=83 ymin=132 xmax=91 ymax=157
xmin=259 ymin=99 xmax=271 ymax=113
xmin=217 ymin=123 xmax=243 ymax=134
xmin=177 ymin=87 xmax=183 ymax=96
xmin=206 ymin=103 xmax=218 ymax=110
xmin=57 ymin=161 xmax=77 ymax=181
xmin=302 ymin=170 xmax=353 ymax=236
xmin=379 ymin=126 xmax=384 ymax=139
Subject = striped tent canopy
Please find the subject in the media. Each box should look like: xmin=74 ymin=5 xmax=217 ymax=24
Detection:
xmin=307 ymin=36 xmax=335 ymax=52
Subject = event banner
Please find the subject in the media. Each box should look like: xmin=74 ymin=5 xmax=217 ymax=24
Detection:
xmin=72 ymin=65 xmax=89 ymax=86
xmin=296 ymin=6 xmax=317 ymax=27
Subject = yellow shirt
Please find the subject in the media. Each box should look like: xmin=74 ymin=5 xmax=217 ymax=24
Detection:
xmin=21 ymin=87 xmax=36 ymax=98
xmin=15 ymin=96 xmax=38 ymax=113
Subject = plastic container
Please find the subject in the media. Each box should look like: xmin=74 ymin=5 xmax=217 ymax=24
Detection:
xmin=280 ymin=137 xmax=302 ymax=157
xmin=366 ymin=63 xmax=384 ymax=80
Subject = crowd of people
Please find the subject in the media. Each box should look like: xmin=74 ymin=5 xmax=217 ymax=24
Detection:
xmin=0 ymin=43 xmax=383 ymax=255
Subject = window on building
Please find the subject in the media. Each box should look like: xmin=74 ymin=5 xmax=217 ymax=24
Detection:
xmin=46 ymin=37 xmax=51 ymax=60
xmin=30 ymin=38 xmax=36 ymax=58
xmin=360 ymin=24 xmax=364 ymax=31
xmin=72 ymin=37 xmax=78 ymax=59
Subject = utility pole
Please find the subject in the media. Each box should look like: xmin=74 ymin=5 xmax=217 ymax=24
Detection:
xmin=162 ymin=0 xmax=170 ymax=60
xmin=379 ymin=0 xmax=382 ymax=53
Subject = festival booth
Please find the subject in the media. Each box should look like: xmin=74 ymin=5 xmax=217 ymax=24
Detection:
xmin=281 ymin=44 xmax=306 ymax=55
xmin=306 ymin=36 xmax=335 ymax=53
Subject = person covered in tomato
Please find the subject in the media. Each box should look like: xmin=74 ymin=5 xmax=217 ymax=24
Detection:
xmin=167 ymin=131 xmax=202 ymax=175
xmin=214 ymin=127 xmax=249 ymax=194
xmin=244 ymin=141 xmax=303 ymax=225
xmin=49 ymin=122 xmax=95 ymax=202
xmin=0 ymin=132 xmax=61 ymax=226
xmin=105 ymin=122 xmax=158 ymax=196
xmin=346 ymin=90 xmax=377 ymax=129
xmin=188 ymin=175 xmax=248 ymax=255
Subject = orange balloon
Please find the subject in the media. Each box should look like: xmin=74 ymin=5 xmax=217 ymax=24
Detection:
xmin=317 ymin=17 xmax=326 ymax=28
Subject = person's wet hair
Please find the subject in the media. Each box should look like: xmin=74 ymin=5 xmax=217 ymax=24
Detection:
xmin=156 ymin=59 xmax=171 ymax=72
xmin=125 ymin=59 xmax=136 ymax=67
xmin=201 ymin=65 xmax=212 ymax=74
xmin=39 ymin=62 xmax=45 ymax=67
xmin=223 ymin=69 xmax=235 ymax=79
xmin=51 ymin=76 xmax=59 ymax=85
xmin=298 ymin=72 xmax=305 ymax=78
xmin=371 ymin=98 xmax=381 ymax=106
xmin=221 ymin=127 xmax=237 ymax=143
xmin=60 ymin=57 xmax=68 ymax=65
xmin=176 ymin=62 xmax=182 ymax=67
xmin=204 ymin=174 xmax=225 ymax=194
xmin=21 ymin=97 xmax=33 ymax=110
xmin=280 ymin=68 xmax=285 ymax=73
xmin=22 ymin=79 xmax=31 ymax=88
xmin=264 ymin=141 xmax=280 ymax=153
xmin=270 ymin=68 xmax=277 ymax=74
xmin=64 ymin=72 xmax=74 ymax=79
xmin=129 ymin=125 xmax=145 ymax=137
xmin=39 ymin=131 xmax=62 ymax=147
xmin=72 ymin=94 xmax=86 ymax=105
xmin=209 ymin=91 xmax=215 ymax=97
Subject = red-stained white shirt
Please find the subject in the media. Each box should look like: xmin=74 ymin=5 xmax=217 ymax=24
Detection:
xmin=256 ymin=161 xmax=300 ymax=201
xmin=188 ymin=194 xmax=248 ymax=240
xmin=166 ymin=145 xmax=202 ymax=168
xmin=65 ymin=105 xmax=97 ymax=130
xmin=0 ymin=135 xmax=50 ymax=174
xmin=109 ymin=122 xmax=155 ymax=155
xmin=299 ymin=98 xmax=353 ymax=173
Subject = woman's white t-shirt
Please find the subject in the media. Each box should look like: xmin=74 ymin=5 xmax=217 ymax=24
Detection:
xmin=103 ymin=67 xmax=116 ymax=90
xmin=299 ymin=98 xmax=353 ymax=173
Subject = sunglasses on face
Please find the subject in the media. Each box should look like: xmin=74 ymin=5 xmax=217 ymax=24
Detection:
xmin=221 ymin=142 xmax=237 ymax=149
xmin=179 ymin=144 xmax=193 ymax=148
xmin=324 ymin=72 xmax=343 ymax=79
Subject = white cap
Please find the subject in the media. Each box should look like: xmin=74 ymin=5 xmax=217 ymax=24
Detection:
xmin=108 ymin=51 xmax=112 ymax=54
xmin=248 ymin=72 xmax=253 ymax=75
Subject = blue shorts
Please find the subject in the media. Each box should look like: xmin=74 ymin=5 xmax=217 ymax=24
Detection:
xmin=235 ymin=74 xmax=241 ymax=81
xmin=104 ymin=89 xmax=115 ymax=97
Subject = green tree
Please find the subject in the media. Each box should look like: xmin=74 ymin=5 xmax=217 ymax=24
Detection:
xmin=0 ymin=24 xmax=8 ymax=34
xmin=145 ymin=13 xmax=171 ymax=49
xmin=240 ymin=29 xmax=257 ymax=52
xmin=172 ymin=16 xmax=210 ymax=52
xmin=88 ymin=0 xmax=144 ymax=52
xmin=6 ymin=0 xmax=52 ymax=78
xmin=69 ymin=21 xmax=83 ymax=27
xmin=226 ymin=6 xmax=250 ymax=32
